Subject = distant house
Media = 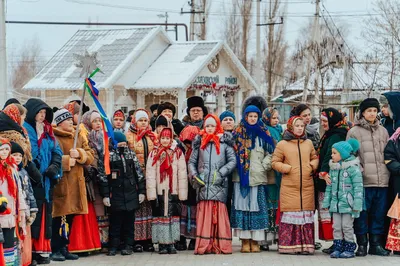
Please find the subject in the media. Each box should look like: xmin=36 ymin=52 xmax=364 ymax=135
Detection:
xmin=24 ymin=26 xmax=258 ymax=119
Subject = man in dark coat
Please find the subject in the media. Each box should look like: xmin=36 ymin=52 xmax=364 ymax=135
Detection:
xmin=182 ymin=96 xmax=208 ymax=129
xmin=149 ymin=104 xmax=159 ymax=131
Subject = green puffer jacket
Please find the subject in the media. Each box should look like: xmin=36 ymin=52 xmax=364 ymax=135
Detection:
xmin=322 ymin=156 xmax=363 ymax=218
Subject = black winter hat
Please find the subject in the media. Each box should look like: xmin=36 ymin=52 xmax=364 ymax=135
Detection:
xmin=186 ymin=96 xmax=208 ymax=116
xmin=3 ymin=98 xmax=20 ymax=110
xmin=150 ymin=104 xmax=159 ymax=113
xmin=10 ymin=141 xmax=24 ymax=156
xmin=157 ymin=102 xmax=176 ymax=117
xmin=359 ymin=98 xmax=380 ymax=115
xmin=24 ymin=98 xmax=53 ymax=127
xmin=155 ymin=115 xmax=168 ymax=128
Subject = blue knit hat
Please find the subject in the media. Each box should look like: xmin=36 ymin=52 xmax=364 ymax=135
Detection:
xmin=219 ymin=110 xmax=236 ymax=122
xmin=243 ymin=105 xmax=261 ymax=117
xmin=114 ymin=131 xmax=127 ymax=143
xmin=332 ymin=138 xmax=360 ymax=160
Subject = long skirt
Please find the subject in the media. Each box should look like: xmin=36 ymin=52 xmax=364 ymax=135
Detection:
xmin=265 ymin=184 xmax=279 ymax=244
xmin=151 ymin=217 xmax=180 ymax=245
xmin=386 ymin=218 xmax=400 ymax=251
xmin=278 ymin=211 xmax=315 ymax=254
xmin=179 ymin=204 xmax=197 ymax=239
xmin=134 ymin=201 xmax=153 ymax=241
xmin=231 ymin=185 xmax=269 ymax=241
xmin=195 ymin=201 xmax=232 ymax=255
xmin=318 ymin=192 xmax=333 ymax=240
xmin=69 ymin=202 xmax=102 ymax=253
xmin=3 ymin=228 xmax=16 ymax=266
xmin=32 ymin=204 xmax=51 ymax=254
xmin=21 ymin=226 xmax=32 ymax=266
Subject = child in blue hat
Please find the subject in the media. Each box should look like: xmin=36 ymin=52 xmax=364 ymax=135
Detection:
xmin=322 ymin=138 xmax=363 ymax=259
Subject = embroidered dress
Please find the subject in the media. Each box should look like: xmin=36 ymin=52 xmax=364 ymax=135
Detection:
xmin=386 ymin=218 xmax=400 ymax=251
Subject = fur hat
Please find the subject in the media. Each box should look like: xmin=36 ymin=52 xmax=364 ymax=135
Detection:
xmin=150 ymin=104 xmax=159 ymax=113
xmin=157 ymin=102 xmax=176 ymax=117
xmin=54 ymin=108 xmax=73 ymax=126
xmin=242 ymin=95 xmax=267 ymax=116
xmin=332 ymin=138 xmax=360 ymax=160
xmin=359 ymin=98 xmax=380 ymax=115
xmin=186 ymin=96 xmax=208 ymax=116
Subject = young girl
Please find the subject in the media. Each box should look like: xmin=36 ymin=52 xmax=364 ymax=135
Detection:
xmin=113 ymin=110 xmax=126 ymax=133
xmin=176 ymin=125 xmax=200 ymax=251
xmin=0 ymin=138 xmax=27 ymax=265
xmin=126 ymin=109 xmax=158 ymax=252
xmin=232 ymin=105 xmax=274 ymax=253
xmin=272 ymin=116 xmax=319 ymax=255
xmin=322 ymin=139 xmax=363 ymax=259
xmin=261 ymin=107 xmax=283 ymax=251
xmin=146 ymin=127 xmax=188 ymax=254
xmin=188 ymin=114 xmax=236 ymax=255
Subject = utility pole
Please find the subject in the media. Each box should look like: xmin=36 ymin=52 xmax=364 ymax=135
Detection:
xmin=181 ymin=1 xmax=204 ymax=41
xmin=302 ymin=0 xmax=320 ymax=103
xmin=157 ymin=12 xmax=169 ymax=31
xmin=255 ymin=0 xmax=261 ymax=94
xmin=0 ymin=0 xmax=8 ymax=104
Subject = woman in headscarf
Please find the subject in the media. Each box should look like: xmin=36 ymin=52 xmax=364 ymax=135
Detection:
xmin=260 ymin=107 xmax=283 ymax=251
xmin=231 ymin=105 xmax=274 ymax=253
xmin=24 ymin=98 xmax=63 ymax=264
xmin=188 ymin=114 xmax=236 ymax=255
xmin=272 ymin=116 xmax=319 ymax=254
xmin=112 ymin=109 xmax=126 ymax=133
xmin=67 ymin=110 xmax=102 ymax=255
xmin=126 ymin=109 xmax=158 ymax=253
xmin=315 ymin=108 xmax=349 ymax=254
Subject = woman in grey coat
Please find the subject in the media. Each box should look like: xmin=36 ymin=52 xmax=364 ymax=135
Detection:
xmin=188 ymin=114 xmax=237 ymax=255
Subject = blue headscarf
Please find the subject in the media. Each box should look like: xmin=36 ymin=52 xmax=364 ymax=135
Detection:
xmin=234 ymin=105 xmax=275 ymax=197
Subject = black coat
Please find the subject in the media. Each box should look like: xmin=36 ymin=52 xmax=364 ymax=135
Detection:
xmin=384 ymin=138 xmax=400 ymax=203
xmin=100 ymin=147 xmax=145 ymax=212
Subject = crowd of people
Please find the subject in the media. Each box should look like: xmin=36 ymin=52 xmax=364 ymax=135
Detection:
xmin=0 ymin=93 xmax=400 ymax=265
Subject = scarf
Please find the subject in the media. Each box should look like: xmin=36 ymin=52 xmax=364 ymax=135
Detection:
xmin=199 ymin=114 xmax=223 ymax=155
xmin=234 ymin=106 xmax=275 ymax=197
xmin=129 ymin=109 xmax=158 ymax=144
xmin=283 ymin=116 xmax=307 ymax=141
xmin=0 ymin=154 xmax=17 ymax=200
xmin=37 ymin=120 xmax=55 ymax=147
xmin=179 ymin=125 xmax=200 ymax=163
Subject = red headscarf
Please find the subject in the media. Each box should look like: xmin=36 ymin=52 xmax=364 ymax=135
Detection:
xmin=179 ymin=125 xmax=200 ymax=162
xmin=3 ymin=104 xmax=21 ymax=125
xmin=130 ymin=109 xmax=158 ymax=145
xmin=286 ymin=116 xmax=305 ymax=138
xmin=152 ymin=128 xmax=179 ymax=193
xmin=200 ymin=114 xmax=223 ymax=155
xmin=113 ymin=110 xmax=125 ymax=119
xmin=0 ymin=138 xmax=17 ymax=199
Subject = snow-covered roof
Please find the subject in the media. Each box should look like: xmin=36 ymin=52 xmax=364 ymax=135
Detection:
xmin=132 ymin=41 xmax=258 ymax=91
xmin=24 ymin=27 xmax=169 ymax=90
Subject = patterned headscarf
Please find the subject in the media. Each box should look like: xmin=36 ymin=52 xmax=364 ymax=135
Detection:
xmin=283 ymin=116 xmax=306 ymax=140
xmin=3 ymin=104 xmax=21 ymax=125
xmin=129 ymin=109 xmax=158 ymax=145
xmin=0 ymin=138 xmax=17 ymax=199
xmin=179 ymin=125 xmax=200 ymax=162
xmin=262 ymin=107 xmax=283 ymax=143
xmin=200 ymin=114 xmax=223 ymax=155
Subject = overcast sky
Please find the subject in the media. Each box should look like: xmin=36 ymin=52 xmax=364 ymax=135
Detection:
xmin=6 ymin=0 xmax=376 ymax=66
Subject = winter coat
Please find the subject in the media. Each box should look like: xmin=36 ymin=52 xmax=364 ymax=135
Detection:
xmin=346 ymin=116 xmax=390 ymax=187
xmin=306 ymin=118 xmax=321 ymax=150
xmin=0 ymin=167 xmax=27 ymax=228
xmin=99 ymin=146 xmax=146 ymax=212
xmin=381 ymin=114 xmax=395 ymax=137
xmin=384 ymin=137 xmax=400 ymax=203
xmin=182 ymin=115 xmax=204 ymax=129
xmin=232 ymin=140 xmax=272 ymax=186
xmin=17 ymin=168 xmax=38 ymax=217
xmin=316 ymin=128 xmax=348 ymax=192
xmin=53 ymin=127 xmax=94 ymax=217
xmin=146 ymin=141 xmax=188 ymax=201
xmin=272 ymin=138 xmax=319 ymax=212
xmin=188 ymin=133 xmax=237 ymax=203
xmin=382 ymin=91 xmax=400 ymax=136
xmin=322 ymin=156 xmax=363 ymax=218
xmin=126 ymin=131 xmax=155 ymax=173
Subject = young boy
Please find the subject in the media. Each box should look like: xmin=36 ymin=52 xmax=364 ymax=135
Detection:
xmin=100 ymin=131 xmax=146 ymax=256
xmin=322 ymin=139 xmax=363 ymax=259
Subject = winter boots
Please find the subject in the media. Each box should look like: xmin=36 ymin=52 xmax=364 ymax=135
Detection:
xmin=121 ymin=245 xmax=134 ymax=256
xmin=356 ymin=234 xmax=368 ymax=257
xmin=240 ymin=239 xmax=251 ymax=253
xmin=329 ymin=240 xmax=343 ymax=258
xmin=340 ymin=241 xmax=357 ymax=258
xmin=322 ymin=244 xmax=335 ymax=255
xmin=250 ymin=240 xmax=260 ymax=253
xmin=368 ymin=234 xmax=390 ymax=256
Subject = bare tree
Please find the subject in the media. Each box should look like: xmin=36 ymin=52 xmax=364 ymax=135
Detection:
xmin=223 ymin=0 xmax=253 ymax=71
xmin=362 ymin=0 xmax=400 ymax=90
xmin=10 ymin=39 xmax=44 ymax=98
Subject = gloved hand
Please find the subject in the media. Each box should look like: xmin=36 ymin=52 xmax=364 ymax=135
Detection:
xmin=139 ymin=194 xmax=145 ymax=204
xmin=26 ymin=161 xmax=43 ymax=184
xmin=103 ymin=197 xmax=111 ymax=207
xmin=44 ymin=164 xmax=59 ymax=179
xmin=27 ymin=212 xmax=37 ymax=226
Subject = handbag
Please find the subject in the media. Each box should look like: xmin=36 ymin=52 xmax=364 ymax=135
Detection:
xmin=387 ymin=193 xmax=400 ymax=219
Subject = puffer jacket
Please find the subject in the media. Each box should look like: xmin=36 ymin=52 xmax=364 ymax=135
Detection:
xmin=322 ymin=156 xmax=363 ymax=218
xmin=232 ymin=140 xmax=272 ymax=186
xmin=188 ymin=132 xmax=237 ymax=203
xmin=346 ymin=116 xmax=390 ymax=187
xmin=272 ymin=138 xmax=319 ymax=212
